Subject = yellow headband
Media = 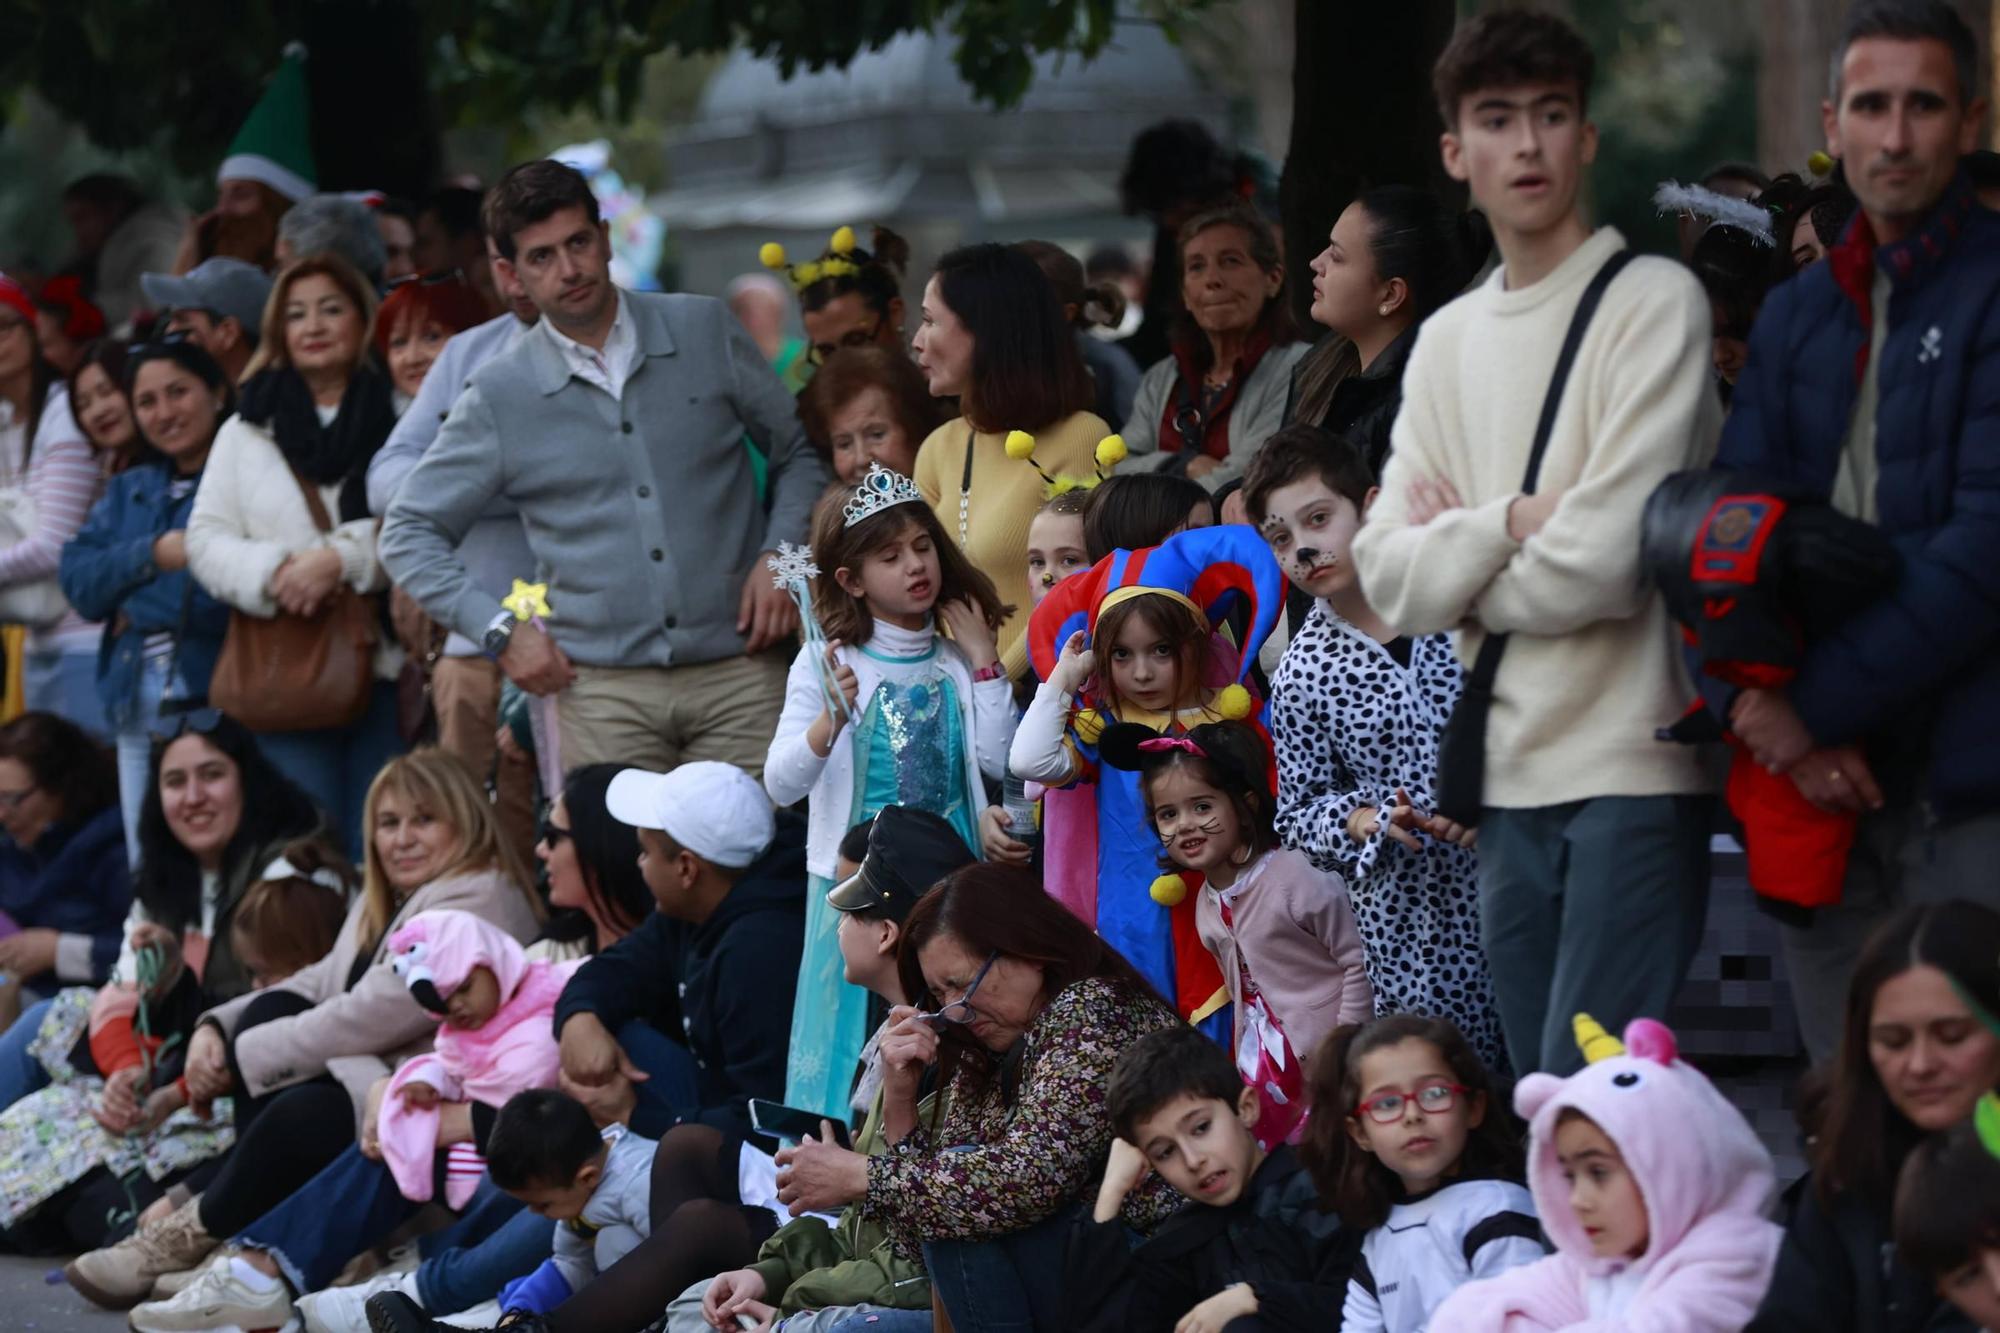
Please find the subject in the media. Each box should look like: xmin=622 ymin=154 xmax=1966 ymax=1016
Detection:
xmin=1097 ymin=585 xmax=1208 ymax=630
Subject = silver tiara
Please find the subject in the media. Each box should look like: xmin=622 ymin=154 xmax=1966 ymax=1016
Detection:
xmin=842 ymin=461 xmax=925 ymax=528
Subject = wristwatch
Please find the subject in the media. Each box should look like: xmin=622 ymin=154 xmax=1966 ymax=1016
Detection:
xmin=482 ymin=611 xmax=518 ymax=659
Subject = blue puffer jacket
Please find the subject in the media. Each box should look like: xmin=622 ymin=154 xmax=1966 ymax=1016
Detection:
xmin=1714 ymin=173 xmax=2000 ymax=821
xmin=58 ymin=461 xmax=230 ymax=728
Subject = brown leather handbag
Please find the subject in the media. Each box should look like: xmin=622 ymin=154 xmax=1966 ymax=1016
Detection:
xmin=208 ymin=466 xmax=378 ymax=732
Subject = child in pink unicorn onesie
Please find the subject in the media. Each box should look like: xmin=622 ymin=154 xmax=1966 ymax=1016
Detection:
xmin=380 ymin=909 xmax=585 ymax=1208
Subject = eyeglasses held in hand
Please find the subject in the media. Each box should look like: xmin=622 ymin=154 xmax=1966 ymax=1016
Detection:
xmin=918 ymin=950 xmax=999 ymax=1031
xmin=1352 ymin=1080 xmax=1473 ymax=1124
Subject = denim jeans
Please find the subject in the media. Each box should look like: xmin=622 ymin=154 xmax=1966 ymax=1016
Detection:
xmin=616 ymin=1019 xmax=704 ymax=1140
xmin=257 ymin=681 xmax=405 ymax=862
xmin=921 ymin=1194 xmax=1077 ymax=1333
xmin=416 ymin=1202 xmax=555 ymax=1314
xmin=238 ymin=1141 xmax=425 ymax=1294
xmin=23 ymin=645 xmax=110 ymax=742
xmin=114 ymin=654 xmax=176 ymax=868
xmin=822 ymin=1309 xmax=936 ymax=1333
xmin=0 ymin=997 xmax=54 ymax=1112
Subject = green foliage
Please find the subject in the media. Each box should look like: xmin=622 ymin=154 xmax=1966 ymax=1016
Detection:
xmin=0 ymin=0 xmax=1199 ymax=173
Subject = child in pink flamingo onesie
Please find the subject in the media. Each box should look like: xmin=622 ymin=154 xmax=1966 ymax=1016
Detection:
xmin=1431 ymin=1014 xmax=1782 ymax=1332
xmin=381 ymin=909 xmax=584 ymax=1208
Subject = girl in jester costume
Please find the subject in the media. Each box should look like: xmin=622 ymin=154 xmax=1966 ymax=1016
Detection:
xmin=1011 ymin=524 xmax=1282 ymax=1043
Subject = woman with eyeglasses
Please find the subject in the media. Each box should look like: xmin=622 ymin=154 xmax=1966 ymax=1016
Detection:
xmin=374 ymin=271 xmax=488 ymax=413
xmin=852 ymin=861 xmax=1182 ymax=1333
xmin=1115 ymin=201 xmax=1305 ymax=496
xmin=60 ymin=339 xmax=236 ymax=863
xmin=186 ymin=253 xmax=405 ymax=859
xmin=74 ymin=748 xmax=542 ymax=1316
xmin=0 ymin=713 xmax=129 ymax=999
xmin=0 ymin=273 xmax=114 ymax=737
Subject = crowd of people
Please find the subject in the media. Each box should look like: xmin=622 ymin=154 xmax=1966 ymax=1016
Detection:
xmin=0 ymin=1 xmax=1996 ymax=1330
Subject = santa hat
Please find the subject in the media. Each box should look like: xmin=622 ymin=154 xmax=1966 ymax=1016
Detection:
xmin=0 ymin=274 xmax=33 ymax=327
xmin=217 ymin=44 xmax=318 ymax=204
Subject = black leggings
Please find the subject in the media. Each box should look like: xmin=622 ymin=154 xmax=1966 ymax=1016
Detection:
xmin=195 ymin=990 xmax=358 ymax=1238
xmin=546 ymin=1123 xmax=778 ymax=1333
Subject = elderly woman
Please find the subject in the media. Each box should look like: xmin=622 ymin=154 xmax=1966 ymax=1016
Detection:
xmin=803 ymin=863 xmax=1182 ymax=1333
xmin=275 ymin=194 xmax=389 ymax=289
xmin=187 ymin=253 xmax=404 ymax=858
xmin=69 ymin=749 xmax=542 ymax=1315
xmin=1118 ymin=201 xmax=1305 ymax=492
xmin=797 ymin=345 xmax=948 ymax=485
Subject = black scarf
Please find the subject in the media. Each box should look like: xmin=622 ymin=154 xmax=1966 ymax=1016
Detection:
xmin=237 ymin=363 xmax=396 ymax=523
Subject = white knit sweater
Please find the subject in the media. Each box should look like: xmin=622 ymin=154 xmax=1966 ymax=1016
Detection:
xmin=187 ymin=413 xmax=400 ymax=680
xmin=1351 ymin=228 xmax=1720 ymax=807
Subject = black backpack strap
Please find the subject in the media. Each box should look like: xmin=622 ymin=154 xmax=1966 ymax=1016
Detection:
xmin=1434 ymin=248 xmax=1635 ymax=825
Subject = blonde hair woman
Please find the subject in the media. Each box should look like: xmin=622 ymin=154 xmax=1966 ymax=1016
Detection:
xmin=186 ymin=252 xmax=404 ymax=859
xmin=66 ymin=749 xmax=542 ymax=1309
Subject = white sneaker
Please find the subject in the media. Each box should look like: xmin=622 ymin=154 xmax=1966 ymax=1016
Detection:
xmin=128 ymin=1255 xmax=294 ymax=1331
xmin=297 ymin=1270 xmax=416 ymax=1333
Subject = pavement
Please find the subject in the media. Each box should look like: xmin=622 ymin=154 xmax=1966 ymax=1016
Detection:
xmin=0 ymin=1253 xmax=128 ymax=1331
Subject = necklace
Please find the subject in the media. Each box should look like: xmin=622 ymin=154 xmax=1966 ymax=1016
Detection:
xmin=957 ymin=427 xmax=975 ymax=548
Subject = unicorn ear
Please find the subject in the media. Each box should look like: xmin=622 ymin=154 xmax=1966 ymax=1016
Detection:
xmin=1623 ymin=1018 xmax=1680 ymax=1066
xmin=1515 ymin=1073 xmax=1564 ymax=1120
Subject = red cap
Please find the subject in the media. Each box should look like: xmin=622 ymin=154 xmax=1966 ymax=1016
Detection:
xmin=36 ymin=275 xmax=106 ymax=341
xmin=0 ymin=273 xmax=34 ymax=327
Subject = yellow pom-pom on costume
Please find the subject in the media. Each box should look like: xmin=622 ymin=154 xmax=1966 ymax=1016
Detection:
xmin=759 ymin=242 xmax=787 ymax=270
xmin=829 ymin=226 xmax=858 ymax=255
xmin=1807 ymin=151 xmax=1835 ymax=178
xmin=1005 ymin=430 xmax=1037 ymax=460
xmin=1095 ymin=434 xmax=1128 ymax=467
xmin=1214 ymin=683 xmax=1252 ymax=720
xmin=1071 ymin=709 xmax=1104 ymax=745
xmin=1149 ymin=873 xmax=1188 ymax=907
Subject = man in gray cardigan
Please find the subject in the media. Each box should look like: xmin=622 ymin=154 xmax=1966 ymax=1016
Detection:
xmin=380 ymin=159 xmax=826 ymax=773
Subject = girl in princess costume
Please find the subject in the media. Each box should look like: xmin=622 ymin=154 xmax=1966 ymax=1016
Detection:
xmin=1011 ymin=524 xmax=1282 ymax=1042
xmin=764 ymin=463 xmax=1017 ymax=1119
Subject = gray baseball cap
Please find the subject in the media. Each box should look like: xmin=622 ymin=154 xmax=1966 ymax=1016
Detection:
xmin=141 ymin=258 xmax=273 ymax=342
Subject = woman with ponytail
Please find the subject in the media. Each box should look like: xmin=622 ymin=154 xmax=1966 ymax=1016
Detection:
xmin=1290 ymin=186 xmax=1492 ymax=471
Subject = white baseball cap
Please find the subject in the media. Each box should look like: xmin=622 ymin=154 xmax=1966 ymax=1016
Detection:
xmin=605 ymin=762 xmax=775 ymax=869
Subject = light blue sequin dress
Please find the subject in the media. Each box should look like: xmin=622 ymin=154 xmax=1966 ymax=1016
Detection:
xmin=784 ymin=634 xmax=981 ymax=1118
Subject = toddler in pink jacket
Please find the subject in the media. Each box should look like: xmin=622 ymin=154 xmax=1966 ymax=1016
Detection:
xmin=381 ymin=909 xmax=583 ymax=1208
xmin=1431 ymin=1014 xmax=1781 ymax=1332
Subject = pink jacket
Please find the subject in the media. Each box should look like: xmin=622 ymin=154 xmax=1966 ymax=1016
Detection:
xmin=378 ymin=910 xmax=581 ymax=1206
xmin=1430 ymin=1018 xmax=1781 ymax=1332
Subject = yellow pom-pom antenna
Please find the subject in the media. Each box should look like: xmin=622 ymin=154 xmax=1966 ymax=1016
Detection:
xmin=1806 ymin=150 xmax=1835 ymax=178
xmin=1095 ymin=434 xmax=1128 ymax=467
xmin=829 ymin=225 xmax=858 ymax=256
xmin=1149 ymin=873 xmax=1189 ymax=907
xmin=1005 ymin=430 xmax=1037 ymax=460
xmin=759 ymin=242 xmax=787 ymax=271
xmin=1574 ymin=1013 xmax=1625 ymax=1065
xmin=1214 ymin=683 xmax=1253 ymax=720
xmin=795 ymin=261 xmax=822 ymax=286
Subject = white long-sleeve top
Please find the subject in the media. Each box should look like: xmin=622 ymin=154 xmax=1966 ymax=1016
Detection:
xmin=0 ymin=387 xmax=102 ymax=652
xmin=187 ymin=413 xmax=400 ymax=680
xmin=1341 ymin=1178 xmax=1546 ymax=1333
xmin=763 ymin=617 xmax=1016 ymax=878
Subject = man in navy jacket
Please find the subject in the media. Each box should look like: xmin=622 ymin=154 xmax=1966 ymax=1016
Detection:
xmin=1715 ymin=0 xmax=1998 ymax=1060
xmin=553 ymin=761 xmax=804 ymax=1141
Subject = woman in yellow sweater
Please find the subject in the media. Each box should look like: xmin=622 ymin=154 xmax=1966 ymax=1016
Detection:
xmin=912 ymin=244 xmax=1108 ymax=678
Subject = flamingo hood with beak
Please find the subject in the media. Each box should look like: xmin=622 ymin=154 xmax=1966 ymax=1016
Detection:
xmin=1431 ymin=1015 xmax=1782 ymax=1331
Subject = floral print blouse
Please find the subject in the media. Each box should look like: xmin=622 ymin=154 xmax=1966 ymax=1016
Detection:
xmin=864 ymin=976 xmax=1183 ymax=1256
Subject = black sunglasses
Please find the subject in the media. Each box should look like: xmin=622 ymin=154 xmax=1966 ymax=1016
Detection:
xmin=131 ymin=328 xmax=198 ymax=358
xmin=150 ymin=706 xmax=225 ymax=744
xmin=538 ymin=818 xmax=572 ymax=848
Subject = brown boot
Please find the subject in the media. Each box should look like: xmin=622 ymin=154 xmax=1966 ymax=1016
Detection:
xmin=63 ymin=1195 xmax=219 ymax=1310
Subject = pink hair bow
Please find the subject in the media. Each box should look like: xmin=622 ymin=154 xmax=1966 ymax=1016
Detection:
xmin=1138 ymin=737 xmax=1206 ymax=758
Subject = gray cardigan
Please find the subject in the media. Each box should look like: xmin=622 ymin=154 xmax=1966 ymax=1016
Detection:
xmin=378 ymin=290 xmax=827 ymax=668
xmin=1116 ymin=340 xmax=1310 ymax=492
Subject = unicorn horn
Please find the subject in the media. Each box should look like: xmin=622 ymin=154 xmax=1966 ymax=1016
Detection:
xmin=1574 ymin=1013 xmax=1625 ymax=1065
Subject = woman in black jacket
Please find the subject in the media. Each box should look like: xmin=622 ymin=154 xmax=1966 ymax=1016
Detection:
xmin=1288 ymin=186 xmax=1490 ymax=472
xmin=1749 ymin=901 xmax=2000 ymax=1333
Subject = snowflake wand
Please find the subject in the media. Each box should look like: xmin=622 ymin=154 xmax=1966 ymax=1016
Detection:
xmin=767 ymin=543 xmax=849 ymax=724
